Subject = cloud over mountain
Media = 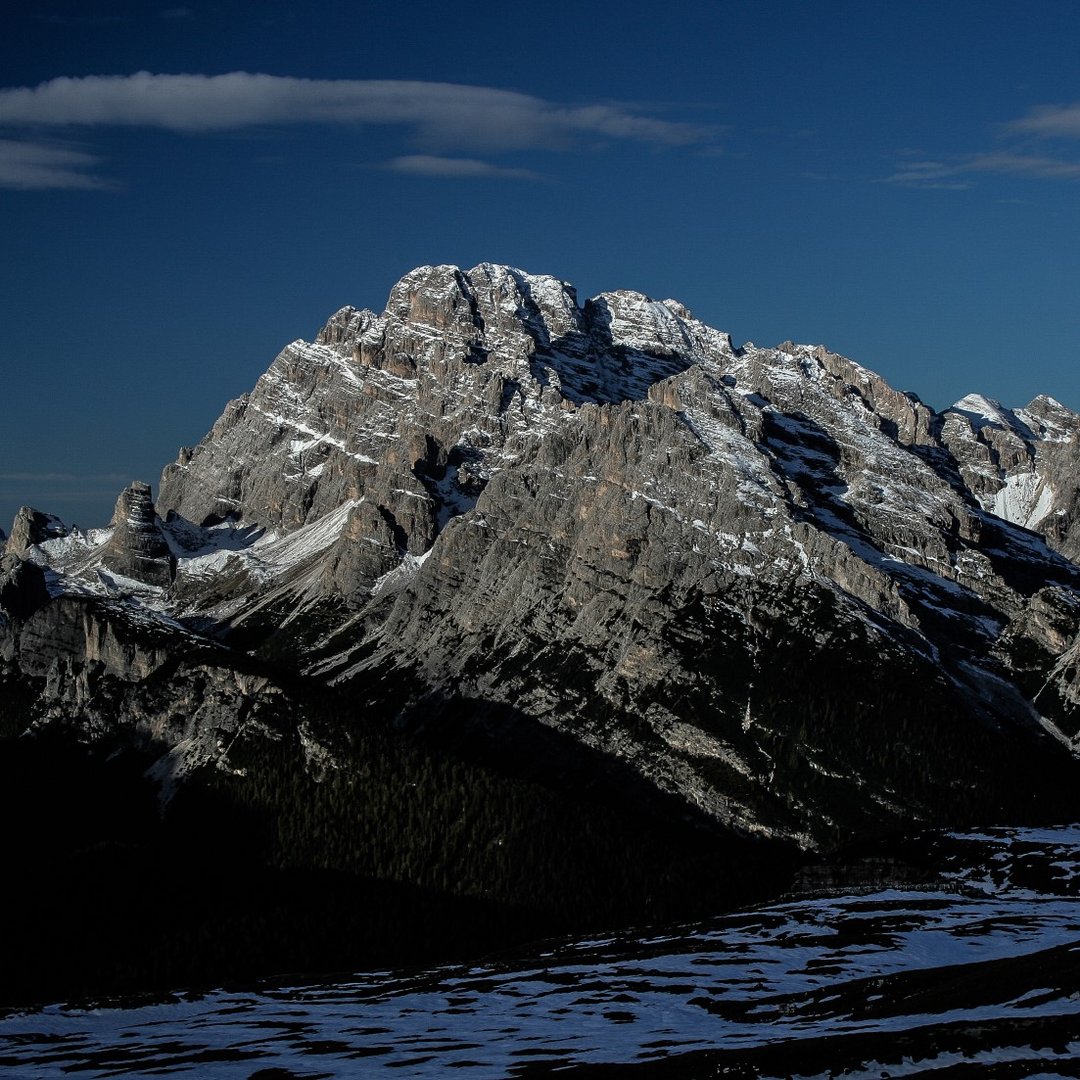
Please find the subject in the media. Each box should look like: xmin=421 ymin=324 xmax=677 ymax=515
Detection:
xmin=0 ymin=72 xmax=710 ymax=151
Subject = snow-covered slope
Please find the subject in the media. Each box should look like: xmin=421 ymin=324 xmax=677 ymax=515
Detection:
xmin=6 ymin=823 xmax=1080 ymax=1079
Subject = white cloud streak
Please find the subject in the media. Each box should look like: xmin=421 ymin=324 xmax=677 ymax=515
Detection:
xmin=0 ymin=472 xmax=130 ymax=483
xmin=0 ymin=139 xmax=116 ymax=190
xmin=883 ymin=151 xmax=1080 ymax=189
xmin=881 ymin=98 xmax=1080 ymax=190
xmin=383 ymin=155 xmax=541 ymax=180
xmin=0 ymin=489 xmax=125 ymax=509
xmin=1006 ymin=103 xmax=1080 ymax=139
xmin=0 ymin=72 xmax=710 ymax=151
xmin=968 ymin=152 xmax=1080 ymax=179
xmin=880 ymin=160 xmax=972 ymax=190
xmin=883 ymin=100 xmax=1080 ymax=190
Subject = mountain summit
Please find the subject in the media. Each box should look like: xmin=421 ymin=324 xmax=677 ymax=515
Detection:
xmin=6 ymin=263 xmax=1080 ymax=851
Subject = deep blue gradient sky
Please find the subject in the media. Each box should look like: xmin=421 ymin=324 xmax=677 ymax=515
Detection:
xmin=4 ymin=0 xmax=1080 ymax=530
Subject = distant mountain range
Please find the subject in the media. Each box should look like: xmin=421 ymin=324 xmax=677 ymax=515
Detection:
xmin=4 ymin=263 xmax=1080 ymax=1000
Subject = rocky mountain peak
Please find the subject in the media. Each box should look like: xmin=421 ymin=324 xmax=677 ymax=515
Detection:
xmin=314 ymin=305 xmax=369 ymax=348
xmin=1021 ymin=394 xmax=1080 ymax=437
xmin=4 ymin=506 xmax=67 ymax=556
xmin=154 ymin=263 xmax=717 ymax=533
xmin=381 ymin=262 xmax=587 ymax=356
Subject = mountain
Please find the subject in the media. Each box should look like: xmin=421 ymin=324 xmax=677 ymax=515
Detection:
xmin=4 ymin=263 xmax=1080 ymax=999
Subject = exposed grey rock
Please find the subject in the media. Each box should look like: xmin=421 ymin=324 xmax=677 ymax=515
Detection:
xmin=16 ymin=595 xmax=177 ymax=687
xmin=100 ymin=481 xmax=175 ymax=587
xmin=5 ymin=506 xmax=67 ymax=555
xmin=939 ymin=392 xmax=1080 ymax=557
xmin=0 ymin=553 xmax=50 ymax=621
xmin=0 ymin=588 xmax=286 ymax=788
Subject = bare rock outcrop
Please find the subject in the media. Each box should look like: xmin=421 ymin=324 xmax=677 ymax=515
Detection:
xmin=0 ymin=553 xmax=50 ymax=621
xmin=5 ymin=506 xmax=67 ymax=555
xmin=100 ymin=481 xmax=175 ymax=587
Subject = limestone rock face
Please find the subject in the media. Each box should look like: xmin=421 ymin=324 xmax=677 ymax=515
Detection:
xmin=100 ymin=482 xmax=175 ymax=587
xmin=156 ymin=264 xmax=701 ymax=540
xmin=939 ymin=393 xmax=1080 ymax=557
xmin=0 ymin=588 xmax=288 ymax=788
xmin=0 ymin=553 xmax=50 ymax=621
xmin=13 ymin=264 xmax=1080 ymax=847
xmin=16 ymin=595 xmax=177 ymax=687
xmin=5 ymin=507 xmax=67 ymax=555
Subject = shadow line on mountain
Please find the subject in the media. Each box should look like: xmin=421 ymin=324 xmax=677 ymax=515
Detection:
xmin=758 ymin=408 xmax=1080 ymax=650
xmin=525 ymin=289 xmax=695 ymax=406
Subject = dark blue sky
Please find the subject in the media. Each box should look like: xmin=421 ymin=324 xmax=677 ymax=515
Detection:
xmin=4 ymin=0 xmax=1080 ymax=530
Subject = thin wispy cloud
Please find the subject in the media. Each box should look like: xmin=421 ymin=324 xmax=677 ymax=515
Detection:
xmin=0 ymin=472 xmax=131 ymax=484
xmin=885 ymin=102 xmax=1080 ymax=190
xmin=0 ymin=472 xmax=131 ymax=518
xmin=883 ymin=152 xmax=1080 ymax=189
xmin=0 ymin=490 xmax=128 ymax=513
xmin=880 ymin=159 xmax=972 ymax=190
xmin=0 ymin=139 xmax=116 ymax=190
xmin=0 ymin=72 xmax=711 ymax=150
xmin=968 ymin=152 xmax=1080 ymax=179
xmin=1006 ymin=103 xmax=1080 ymax=139
xmin=383 ymin=155 xmax=541 ymax=180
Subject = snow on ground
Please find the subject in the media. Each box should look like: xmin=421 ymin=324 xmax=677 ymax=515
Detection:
xmin=950 ymin=393 xmax=1014 ymax=429
xmin=370 ymin=547 xmax=432 ymax=598
xmin=172 ymin=500 xmax=360 ymax=586
xmin=3 ymin=825 xmax=1080 ymax=1079
xmin=991 ymin=471 xmax=1055 ymax=530
xmin=15 ymin=502 xmax=363 ymax=633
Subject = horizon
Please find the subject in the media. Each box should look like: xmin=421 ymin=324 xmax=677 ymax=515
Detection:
xmin=5 ymin=0 xmax=1080 ymax=530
